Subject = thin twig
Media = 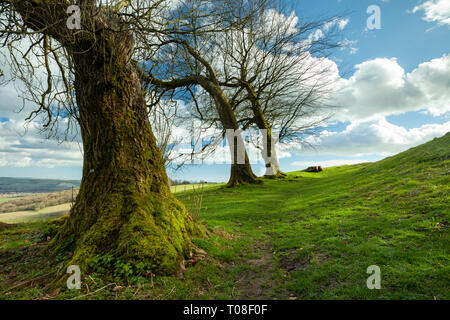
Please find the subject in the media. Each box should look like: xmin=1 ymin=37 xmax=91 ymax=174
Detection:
xmin=70 ymin=283 xmax=116 ymax=300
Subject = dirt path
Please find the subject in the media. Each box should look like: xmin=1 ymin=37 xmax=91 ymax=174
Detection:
xmin=232 ymin=240 xmax=293 ymax=300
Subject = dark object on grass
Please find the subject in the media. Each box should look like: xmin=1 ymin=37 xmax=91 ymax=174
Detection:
xmin=304 ymin=166 xmax=323 ymax=173
xmin=0 ymin=222 xmax=13 ymax=230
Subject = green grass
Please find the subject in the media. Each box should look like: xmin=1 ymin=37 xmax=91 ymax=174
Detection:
xmin=0 ymin=133 xmax=448 ymax=300
xmin=170 ymin=183 xmax=221 ymax=194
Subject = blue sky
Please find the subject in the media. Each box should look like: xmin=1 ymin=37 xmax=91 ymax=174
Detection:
xmin=0 ymin=0 xmax=449 ymax=182
xmin=171 ymin=0 xmax=450 ymax=182
xmin=294 ymin=0 xmax=450 ymax=70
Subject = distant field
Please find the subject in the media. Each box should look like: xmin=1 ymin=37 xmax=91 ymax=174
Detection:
xmin=0 ymin=184 xmax=221 ymax=224
xmin=170 ymin=183 xmax=221 ymax=194
xmin=0 ymin=203 xmax=72 ymax=224
xmin=0 ymin=189 xmax=77 ymax=214
xmin=0 ymin=198 xmax=14 ymax=204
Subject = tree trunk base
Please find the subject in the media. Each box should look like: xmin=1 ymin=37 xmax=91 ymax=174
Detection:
xmin=264 ymin=170 xmax=288 ymax=179
xmin=227 ymin=164 xmax=261 ymax=187
xmin=48 ymin=188 xmax=203 ymax=285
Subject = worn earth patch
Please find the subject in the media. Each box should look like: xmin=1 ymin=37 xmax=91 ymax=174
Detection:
xmin=231 ymin=241 xmax=293 ymax=300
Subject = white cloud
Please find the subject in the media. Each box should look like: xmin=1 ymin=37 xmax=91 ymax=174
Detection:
xmin=291 ymin=118 xmax=450 ymax=157
xmin=0 ymin=120 xmax=83 ymax=168
xmin=333 ymin=54 xmax=450 ymax=122
xmin=338 ymin=38 xmax=358 ymax=54
xmin=307 ymin=17 xmax=353 ymax=49
xmin=262 ymin=9 xmax=299 ymax=36
xmin=338 ymin=19 xmax=349 ymax=30
xmin=324 ymin=18 xmax=349 ymax=31
xmin=413 ymin=0 xmax=450 ymax=26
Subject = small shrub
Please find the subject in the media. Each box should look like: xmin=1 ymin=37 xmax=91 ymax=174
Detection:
xmin=181 ymin=183 xmax=206 ymax=221
xmin=87 ymin=255 xmax=154 ymax=283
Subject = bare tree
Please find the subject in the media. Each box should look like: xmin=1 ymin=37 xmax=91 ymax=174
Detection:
xmin=145 ymin=0 xmax=262 ymax=187
xmin=148 ymin=97 xmax=217 ymax=172
xmin=148 ymin=0 xmax=342 ymax=182
xmin=148 ymin=98 xmax=183 ymax=168
xmin=0 ymin=0 xmax=234 ymax=278
xmin=216 ymin=0 xmax=342 ymax=176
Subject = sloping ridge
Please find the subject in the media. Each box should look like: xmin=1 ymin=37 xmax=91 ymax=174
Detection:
xmin=368 ymin=132 xmax=450 ymax=171
xmin=0 ymin=177 xmax=81 ymax=194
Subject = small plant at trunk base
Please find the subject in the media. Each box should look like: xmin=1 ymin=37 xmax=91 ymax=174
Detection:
xmin=181 ymin=184 xmax=207 ymax=222
xmin=87 ymin=254 xmax=155 ymax=284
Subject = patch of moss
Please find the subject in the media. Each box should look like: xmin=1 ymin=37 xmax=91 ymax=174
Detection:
xmin=49 ymin=188 xmax=204 ymax=285
xmin=42 ymin=215 xmax=69 ymax=239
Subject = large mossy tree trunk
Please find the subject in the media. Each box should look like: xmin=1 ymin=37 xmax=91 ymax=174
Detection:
xmin=50 ymin=35 xmax=200 ymax=277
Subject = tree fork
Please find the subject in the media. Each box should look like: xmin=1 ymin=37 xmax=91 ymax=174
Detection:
xmin=243 ymin=82 xmax=286 ymax=178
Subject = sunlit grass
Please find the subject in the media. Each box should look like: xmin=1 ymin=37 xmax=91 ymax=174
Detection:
xmin=0 ymin=133 xmax=448 ymax=300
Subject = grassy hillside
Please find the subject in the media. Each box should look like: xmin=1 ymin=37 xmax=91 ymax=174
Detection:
xmin=0 ymin=177 xmax=80 ymax=194
xmin=0 ymin=133 xmax=448 ymax=300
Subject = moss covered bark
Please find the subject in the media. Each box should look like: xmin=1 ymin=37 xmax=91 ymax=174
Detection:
xmin=49 ymin=33 xmax=201 ymax=282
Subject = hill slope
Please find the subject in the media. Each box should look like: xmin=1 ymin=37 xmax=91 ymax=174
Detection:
xmin=0 ymin=177 xmax=80 ymax=194
xmin=368 ymin=131 xmax=449 ymax=172
xmin=0 ymin=133 xmax=448 ymax=300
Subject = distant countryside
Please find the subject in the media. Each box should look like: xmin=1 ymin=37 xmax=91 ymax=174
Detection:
xmin=1 ymin=133 xmax=449 ymax=300
xmin=0 ymin=0 xmax=449 ymax=308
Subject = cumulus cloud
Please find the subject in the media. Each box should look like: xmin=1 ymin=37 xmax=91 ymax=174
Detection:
xmin=413 ymin=0 xmax=450 ymax=26
xmin=263 ymin=9 xmax=299 ymax=36
xmin=0 ymin=58 xmax=82 ymax=169
xmin=291 ymin=118 xmax=450 ymax=157
xmin=0 ymin=7 xmax=448 ymax=174
xmin=333 ymin=54 xmax=450 ymax=122
xmin=0 ymin=120 xmax=83 ymax=168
